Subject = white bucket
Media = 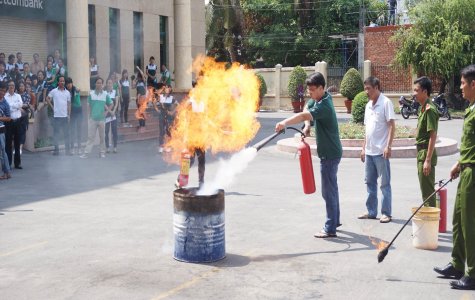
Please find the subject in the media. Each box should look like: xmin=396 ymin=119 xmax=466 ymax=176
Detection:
xmin=411 ymin=207 xmax=440 ymax=250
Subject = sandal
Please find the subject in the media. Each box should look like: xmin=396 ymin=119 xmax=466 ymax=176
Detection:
xmin=314 ymin=230 xmax=337 ymax=238
xmin=0 ymin=174 xmax=9 ymax=180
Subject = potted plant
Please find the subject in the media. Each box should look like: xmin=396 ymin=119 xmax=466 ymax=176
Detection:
xmin=340 ymin=68 xmax=364 ymax=114
xmin=255 ymin=73 xmax=267 ymax=111
xmin=288 ymin=65 xmax=307 ymax=113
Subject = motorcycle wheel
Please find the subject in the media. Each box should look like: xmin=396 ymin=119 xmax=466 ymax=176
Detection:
xmin=401 ymin=106 xmax=410 ymax=119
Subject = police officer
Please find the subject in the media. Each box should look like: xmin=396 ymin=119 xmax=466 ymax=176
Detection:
xmin=414 ymin=76 xmax=438 ymax=207
xmin=434 ymin=65 xmax=475 ymax=290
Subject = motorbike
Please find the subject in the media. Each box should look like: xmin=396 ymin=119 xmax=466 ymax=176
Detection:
xmin=399 ymin=95 xmax=419 ymax=119
xmin=432 ymin=94 xmax=451 ymax=120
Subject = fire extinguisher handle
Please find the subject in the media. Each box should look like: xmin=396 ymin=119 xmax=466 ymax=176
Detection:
xmin=286 ymin=126 xmax=306 ymax=138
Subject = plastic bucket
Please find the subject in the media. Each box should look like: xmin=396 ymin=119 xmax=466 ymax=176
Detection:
xmin=411 ymin=207 xmax=440 ymax=250
xmin=173 ymin=188 xmax=225 ymax=263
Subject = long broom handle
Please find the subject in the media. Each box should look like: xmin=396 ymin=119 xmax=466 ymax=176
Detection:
xmin=386 ymin=178 xmax=452 ymax=248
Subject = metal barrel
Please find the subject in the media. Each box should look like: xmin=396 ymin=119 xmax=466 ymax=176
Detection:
xmin=173 ymin=188 xmax=225 ymax=263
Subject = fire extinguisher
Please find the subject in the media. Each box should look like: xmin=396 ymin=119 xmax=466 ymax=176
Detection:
xmin=178 ymin=149 xmax=191 ymax=187
xmin=436 ymin=180 xmax=447 ymax=233
xmin=297 ymin=137 xmax=316 ymax=194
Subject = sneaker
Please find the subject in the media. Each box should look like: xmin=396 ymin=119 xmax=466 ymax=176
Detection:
xmin=100 ymin=153 xmax=106 ymax=158
xmin=380 ymin=215 xmax=392 ymax=223
xmin=106 ymin=148 xmax=111 ymax=153
xmin=80 ymin=153 xmax=89 ymax=159
xmin=113 ymin=148 xmax=117 ymax=153
xmin=158 ymin=147 xmax=164 ymax=153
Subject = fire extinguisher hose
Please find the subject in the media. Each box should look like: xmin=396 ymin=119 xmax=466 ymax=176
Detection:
xmin=252 ymin=127 xmax=306 ymax=151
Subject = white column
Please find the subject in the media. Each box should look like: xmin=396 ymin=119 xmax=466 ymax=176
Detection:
xmin=320 ymin=61 xmax=328 ymax=86
xmin=174 ymin=0 xmax=193 ymax=91
xmin=143 ymin=13 xmax=160 ymax=70
xmin=363 ymin=60 xmax=371 ymax=80
xmin=275 ymin=64 xmax=282 ymax=110
xmin=66 ymin=0 xmax=89 ymax=91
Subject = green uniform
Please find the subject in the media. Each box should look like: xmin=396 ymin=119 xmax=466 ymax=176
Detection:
xmin=306 ymin=92 xmax=342 ymax=160
xmin=88 ymin=90 xmax=112 ymax=121
xmin=416 ymin=99 xmax=439 ymax=207
xmin=451 ymin=104 xmax=475 ymax=279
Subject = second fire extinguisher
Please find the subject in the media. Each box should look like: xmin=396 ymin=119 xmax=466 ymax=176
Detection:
xmin=436 ymin=180 xmax=448 ymax=233
xmin=178 ymin=149 xmax=191 ymax=187
xmin=297 ymin=137 xmax=316 ymax=194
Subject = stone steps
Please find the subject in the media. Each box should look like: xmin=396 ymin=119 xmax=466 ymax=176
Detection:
xmin=118 ymin=107 xmax=161 ymax=143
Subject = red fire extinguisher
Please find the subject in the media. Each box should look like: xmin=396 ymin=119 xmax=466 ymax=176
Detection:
xmin=178 ymin=149 xmax=191 ymax=187
xmin=297 ymin=138 xmax=316 ymax=194
xmin=436 ymin=180 xmax=447 ymax=233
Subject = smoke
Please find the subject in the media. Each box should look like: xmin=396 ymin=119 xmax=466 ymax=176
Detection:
xmin=197 ymin=147 xmax=258 ymax=195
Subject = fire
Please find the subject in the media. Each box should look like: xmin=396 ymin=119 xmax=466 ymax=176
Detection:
xmin=370 ymin=237 xmax=389 ymax=251
xmin=165 ymin=56 xmax=261 ymax=163
xmin=135 ymin=87 xmax=155 ymax=125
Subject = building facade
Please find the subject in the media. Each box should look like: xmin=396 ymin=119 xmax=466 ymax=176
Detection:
xmin=0 ymin=0 xmax=205 ymax=91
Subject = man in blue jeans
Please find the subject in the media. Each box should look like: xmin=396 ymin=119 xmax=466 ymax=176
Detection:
xmin=276 ymin=72 xmax=342 ymax=238
xmin=358 ymin=77 xmax=396 ymax=223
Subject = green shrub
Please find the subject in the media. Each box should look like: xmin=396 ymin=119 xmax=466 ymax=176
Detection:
xmin=255 ymin=73 xmax=267 ymax=99
xmin=337 ymin=123 xmax=416 ymax=139
xmin=287 ymin=65 xmax=307 ymax=101
xmin=351 ymin=91 xmax=369 ymax=124
xmin=340 ymin=68 xmax=364 ymax=101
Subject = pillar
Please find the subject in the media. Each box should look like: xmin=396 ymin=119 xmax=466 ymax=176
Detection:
xmin=364 ymin=60 xmax=371 ymax=81
xmin=275 ymin=64 xmax=282 ymax=110
xmin=174 ymin=0 xmax=193 ymax=91
xmin=66 ymin=0 xmax=89 ymax=91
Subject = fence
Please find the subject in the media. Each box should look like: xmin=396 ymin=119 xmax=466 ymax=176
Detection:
xmin=327 ymin=64 xmax=364 ymax=94
xmin=371 ymin=63 xmax=412 ymax=93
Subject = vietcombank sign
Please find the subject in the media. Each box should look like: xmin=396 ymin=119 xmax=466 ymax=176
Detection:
xmin=0 ymin=0 xmax=66 ymax=22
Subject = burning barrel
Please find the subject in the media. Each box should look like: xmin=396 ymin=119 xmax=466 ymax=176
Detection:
xmin=173 ymin=188 xmax=225 ymax=262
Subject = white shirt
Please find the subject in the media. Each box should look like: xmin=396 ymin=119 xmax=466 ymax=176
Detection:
xmin=364 ymin=93 xmax=396 ymax=155
xmin=160 ymin=94 xmax=174 ymax=104
xmin=105 ymin=90 xmax=117 ymax=122
xmin=48 ymin=87 xmax=71 ymax=118
xmin=5 ymin=91 xmax=23 ymax=120
xmin=189 ymin=97 xmax=204 ymax=113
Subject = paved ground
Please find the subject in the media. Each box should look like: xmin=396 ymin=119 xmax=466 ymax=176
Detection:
xmin=1 ymin=112 xmax=474 ymax=300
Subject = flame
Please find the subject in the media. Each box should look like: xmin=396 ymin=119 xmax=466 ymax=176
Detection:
xmin=165 ymin=56 xmax=261 ymax=163
xmin=135 ymin=87 xmax=155 ymax=122
xmin=370 ymin=237 xmax=389 ymax=251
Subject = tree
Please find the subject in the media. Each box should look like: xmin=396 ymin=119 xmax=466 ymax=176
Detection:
xmin=393 ymin=0 xmax=475 ymax=108
xmin=206 ymin=0 xmax=245 ymax=63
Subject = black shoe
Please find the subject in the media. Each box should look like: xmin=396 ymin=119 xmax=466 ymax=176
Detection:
xmin=434 ymin=263 xmax=464 ymax=279
xmin=15 ymin=165 xmax=22 ymax=169
xmin=450 ymin=276 xmax=475 ymax=290
xmin=52 ymin=151 xmax=59 ymax=156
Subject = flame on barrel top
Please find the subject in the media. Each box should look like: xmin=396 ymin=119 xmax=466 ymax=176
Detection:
xmin=164 ymin=55 xmax=261 ymax=163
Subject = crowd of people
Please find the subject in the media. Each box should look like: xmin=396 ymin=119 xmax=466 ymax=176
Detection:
xmin=0 ymin=51 xmax=177 ymax=179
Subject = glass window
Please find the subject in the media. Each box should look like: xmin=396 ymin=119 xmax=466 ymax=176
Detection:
xmin=109 ymin=8 xmax=121 ymax=74
xmin=133 ymin=12 xmax=143 ymax=70
xmin=160 ymin=16 xmax=168 ymax=68
xmin=88 ymin=5 xmax=96 ymax=59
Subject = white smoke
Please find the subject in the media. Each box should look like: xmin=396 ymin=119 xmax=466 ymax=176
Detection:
xmin=197 ymin=147 xmax=258 ymax=195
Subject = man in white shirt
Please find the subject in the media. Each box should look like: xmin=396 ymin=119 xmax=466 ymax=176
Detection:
xmin=47 ymin=76 xmax=71 ymax=155
xmin=358 ymin=77 xmax=396 ymax=223
xmin=5 ymin=80 xmax=24 ymax=169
